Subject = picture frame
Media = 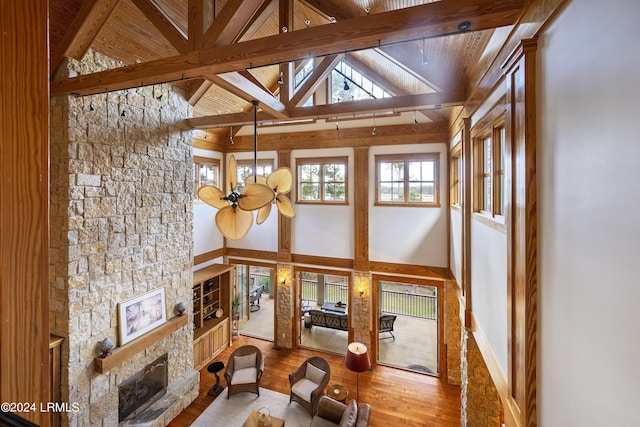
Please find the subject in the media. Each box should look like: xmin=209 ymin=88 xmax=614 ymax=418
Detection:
xmin=118 ymin=287 xmax=167 ymax=345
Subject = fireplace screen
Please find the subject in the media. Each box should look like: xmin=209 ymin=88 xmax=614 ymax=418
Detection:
xmin=118 ymin=354 xmax=168 ymax=422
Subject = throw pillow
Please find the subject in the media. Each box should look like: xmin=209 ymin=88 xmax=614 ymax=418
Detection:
xmin=339 ymin=399 xmax=358 ymax=427
xmin=305 ymin=362 xmax=326 ymax=385
xmin=234 ymin=353 xmax=256 ymax=370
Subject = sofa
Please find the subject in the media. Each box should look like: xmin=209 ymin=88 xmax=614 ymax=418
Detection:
xmin=308 ymin=309 xmax=348 ymax=331
xmin=310 ymin=395 xmax=371 ymax=427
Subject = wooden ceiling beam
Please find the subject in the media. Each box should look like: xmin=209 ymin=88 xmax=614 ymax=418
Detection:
xmin=187 ymin=90 xmax=464 ymax=129
xmin=185 ymin=79 xmax=213 ymax=105
xmin=50 ymin=0 xmax=122 ymax=75
xmin=51 ymin=0 xmax=524 ymax=96
xmin=298 ymin=0 xmax=352 ymax=22
xmin=131 ymin=0 xmax=188 ymax=53
xmin=202 ymin=0 xmax=271 ymax=47
xmin=206 ymin=72 xmax=288 ymax=119
xmin=287 ymin=54 xmax=343 ymax=108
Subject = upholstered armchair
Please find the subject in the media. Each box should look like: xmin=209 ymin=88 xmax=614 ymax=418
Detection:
xmin=310 ymin=396 xmax=371 ymax=427
xmin=288 ymin=356 xmax=331 ymax=415
xmin=224 ymin=345 xmax=264 ymax=399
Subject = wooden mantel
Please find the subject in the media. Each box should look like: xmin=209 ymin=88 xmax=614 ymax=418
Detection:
xmin=94 ymin=315 xmax=188 ymax=374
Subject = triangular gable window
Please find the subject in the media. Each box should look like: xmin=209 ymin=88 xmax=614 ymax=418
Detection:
xmin=331 ymin=61 xmax=392 ymax=103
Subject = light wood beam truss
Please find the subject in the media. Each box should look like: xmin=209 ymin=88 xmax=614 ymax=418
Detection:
xmin=50 ymin=0 xmax=122 ymax=75
xmin=51 ymin=0 xmax=524 ymax=97
xmin=187 ymin=90 xmax=464 ymax=129
xmin=131 ymin=0 xmax=188 ymax=53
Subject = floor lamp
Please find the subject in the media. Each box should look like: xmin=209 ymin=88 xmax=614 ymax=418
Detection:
xmin=345 ymin=342 xmax=371 ymax=403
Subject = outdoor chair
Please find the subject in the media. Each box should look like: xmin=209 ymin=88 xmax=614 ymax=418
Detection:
xmin=249 ymin=285 xmax=264 ymax=312
xmin=289 ymin=356 xmax=331 ymax=415
xmin=379 ymin=314 xmax=397 ymax=341
xmin=224 ymin=345 xmax=264 ymax=399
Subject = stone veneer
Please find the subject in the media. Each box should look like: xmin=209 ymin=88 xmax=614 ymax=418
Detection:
xmin=50 ymin=50 xmax=198 ymax=426
xmin=461 ymin=330 xmax=502 ymax=426
xmin=445 ymin=280 xmax=462 ymax=385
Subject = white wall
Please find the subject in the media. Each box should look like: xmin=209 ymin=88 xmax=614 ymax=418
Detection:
xmin=290 ymin=147 xmax=355 ymax=259
xmin=449 ymin=208 xmax=462 ymax=282
xmin=369 ymin=144 xmax=449 ymax=267
xmin=470 ymin=219 xmax=507 ymax=373
xmin=538 ymin=1 xmax=640 ymax=425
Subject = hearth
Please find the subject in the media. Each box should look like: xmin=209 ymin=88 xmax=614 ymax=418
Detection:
xmin=118 ymin=354 xmax=168 ymax=422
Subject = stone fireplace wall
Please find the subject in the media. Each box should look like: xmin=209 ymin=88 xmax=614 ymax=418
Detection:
xmin=50 ymin=50 xmax=198 ymax=426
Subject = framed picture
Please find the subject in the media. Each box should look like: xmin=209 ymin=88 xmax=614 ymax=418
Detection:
xmin=118 ymin=287 xmax=167 ymax=345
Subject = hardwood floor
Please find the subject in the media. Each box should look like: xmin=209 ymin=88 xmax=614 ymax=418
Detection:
xmin=168 ymin=336 xmax=460 ymax=426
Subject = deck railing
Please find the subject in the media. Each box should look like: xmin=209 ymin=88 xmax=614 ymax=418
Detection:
xmin=250 ymin=273 xmax=271 ymax=293
xmin=300 ymin=279 xmax=436 ymax=319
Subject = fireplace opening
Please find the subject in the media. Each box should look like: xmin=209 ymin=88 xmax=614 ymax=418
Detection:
xmin=118 ymin=354 xmax=168 ymax=422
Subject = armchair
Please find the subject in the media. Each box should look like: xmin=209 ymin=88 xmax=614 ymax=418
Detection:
xmin=310 ymin=396 xmax=371 ymax=427
xmin=224 ymin=345 xmax=264 ymax=399
xmin=288 ymin=356 xmax=331 ymax=415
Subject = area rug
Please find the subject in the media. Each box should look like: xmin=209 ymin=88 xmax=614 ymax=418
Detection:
xmin=191 ymin=387 xmax=312 ymax=427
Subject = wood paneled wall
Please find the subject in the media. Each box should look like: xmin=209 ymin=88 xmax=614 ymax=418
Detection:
xmin=0 ymin=0 xmax=51 ymax=425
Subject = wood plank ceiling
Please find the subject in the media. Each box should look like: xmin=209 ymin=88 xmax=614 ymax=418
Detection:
xmin=48 ymin=0 xmax=523 ymax=137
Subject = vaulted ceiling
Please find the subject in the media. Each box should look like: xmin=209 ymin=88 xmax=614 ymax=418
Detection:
xmin=49 ymin=0 xmax=524 ymax=141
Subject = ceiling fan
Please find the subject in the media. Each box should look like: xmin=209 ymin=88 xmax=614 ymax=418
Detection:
xmin=197 ymin=101 xmax=296 ymax=240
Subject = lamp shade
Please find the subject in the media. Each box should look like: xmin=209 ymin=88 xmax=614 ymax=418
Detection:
xmin=345 ymin=342 xmax=371 ymax=373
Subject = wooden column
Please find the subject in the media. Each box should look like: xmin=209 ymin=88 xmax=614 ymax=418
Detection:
xmin=278 ymin=0 xmax=294 ymax=104
xmin=461 ymin=117 xmax=473 ymax=326
xmin=277 ymin=150 xmax=293 ymax=262
xmin=502 ymin=38 xmax=538 ymax=427
xmin=353 ymin=147 xmax=370 ymax=271
xmin=0 ymin=0 xmax=51 ymax=425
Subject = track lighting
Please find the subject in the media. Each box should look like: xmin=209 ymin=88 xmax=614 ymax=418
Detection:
xmin=305 ymin=19 xmax=311 ymax=28
xmin=413 ymin=111 xmax=418 ymax=124
xmin=343 ymin=80 xmax=350 ymax=91
xmin=421 ymin=38 xmax=428 ymax=66
xmin=372 ymin=114 xmax=377 ymax=136
xmin=278 ymin=72 xmax=284 ymax=85
xmin=328 ymin=17 xmax=336 ymax=23
xmin=229 ymin=127 xmax=234 ymax=145
xmin=372 ymin=128 xmax=377 ymax=136
xmin=365 ymin=7 xmax=370 ymax=14
xmin=281 ymin=26 xmax=288 ymax=33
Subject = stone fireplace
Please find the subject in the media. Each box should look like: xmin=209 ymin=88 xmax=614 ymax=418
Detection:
xmin=119 ymin=354 xmax=168 ymax=422
xmin=49 ymin=49 xmax=199 ymax=426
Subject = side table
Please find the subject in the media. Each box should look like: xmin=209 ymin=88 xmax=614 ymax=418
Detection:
xmin=207 ymin=361 xmax=225 ymax=397
xmin=327 ymin=384 xmax=348 ymax=403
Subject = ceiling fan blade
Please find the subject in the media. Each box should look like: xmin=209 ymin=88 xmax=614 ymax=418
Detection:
xmin=275 ymin=193 xmax=296 ymax=218
xmin=197 ymin=185 xmax=229 ymax=209
xmin=227 ymin=154 xmax=237 ymax=192
xmin=267 ymin=167 xmax=293 ymax=194
xmin=245 ymin=174 xmax=267 ymax=186
xmin=237 ymin=183 xmax=275 ymax=211
xmin=256 ymin=203 xmax=272 ymax=225
xmin=215 ymin=205 xmax=253 ymax=240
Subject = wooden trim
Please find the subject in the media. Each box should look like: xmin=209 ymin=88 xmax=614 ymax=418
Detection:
xmin=278 ymin=150 xmax=293 ymax=262
xmin=291 ymin=254 xmax=354 ymax=270
xmin=472 ymin=212 xmax=507 ymax=234
xmin=502 ymin=38 xmax=538 ymax=427
xmin=194 ymin=248 xmax=224 ymax=266
xmin=94 ymin=315 xmax=188 ymax=373
xmin=462 ymin=117 xmax=472 ymax=309
xmin=353 ymin=147 xmax=369 ymax=271
xmin=193 ymin=156 xmax=221 ymax=166
xmin=1 ymin=1 xmax=50 ymax=424
xmin=225 ymin=247 xmax=278 ymax=262
xmin=369 ymin=261 xmax=449 ymax=280
xmin=226 ymin=258 xmax=277 ymax=269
